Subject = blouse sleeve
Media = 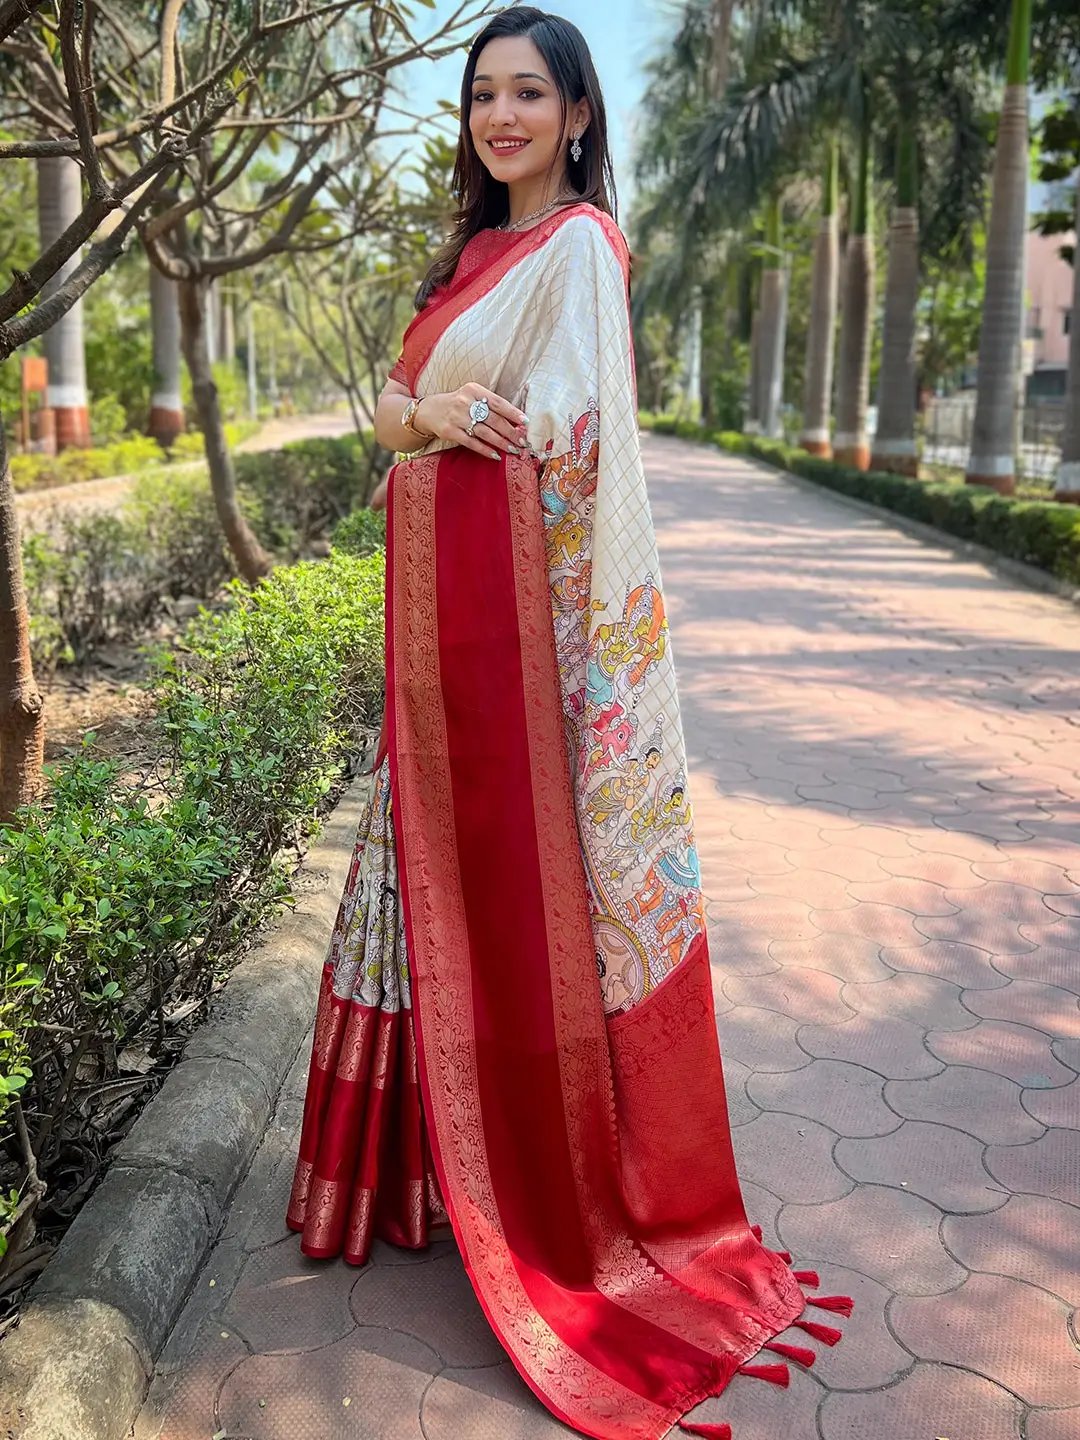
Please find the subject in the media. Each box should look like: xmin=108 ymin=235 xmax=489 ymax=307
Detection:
xmin=388 ymin=353 xmax=408 ymax=388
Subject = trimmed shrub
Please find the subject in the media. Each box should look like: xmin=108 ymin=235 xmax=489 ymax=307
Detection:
xmin=331 ymin=506 xmax=386 ymax=557
xmin=639 ymin=415 xmax=1080 ymax=588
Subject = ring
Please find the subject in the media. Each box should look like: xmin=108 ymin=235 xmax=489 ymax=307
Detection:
xmin=466 ymin=395 xmax=490 ymax=437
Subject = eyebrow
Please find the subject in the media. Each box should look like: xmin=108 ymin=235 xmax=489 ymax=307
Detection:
xmin=473 ymin=72 xmax=549 ymax=83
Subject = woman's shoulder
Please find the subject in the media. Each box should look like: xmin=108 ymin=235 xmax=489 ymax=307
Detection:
xmin=547 ymin=203 xmax=630 ymax=279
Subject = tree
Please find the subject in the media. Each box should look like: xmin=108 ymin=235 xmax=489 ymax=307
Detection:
xmin=800 ymin=139 xmax=840 ymax=456
xmin=870 ymin=112 xmax=920 ymax=473
xmin=835 ymin=111 xmax=874 ymax=469
xmin=965 ymin=0 xmax=1033 ymax=493
xmin=36 ymin=156 xmax=89 ymax=448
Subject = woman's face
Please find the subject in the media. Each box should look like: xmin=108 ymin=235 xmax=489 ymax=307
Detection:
xmin=468 ymin=35 xmax=588 ymax=188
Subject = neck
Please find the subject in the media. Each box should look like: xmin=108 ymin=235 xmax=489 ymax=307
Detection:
xmin=506 ymin=169 xmax=572 ymax=226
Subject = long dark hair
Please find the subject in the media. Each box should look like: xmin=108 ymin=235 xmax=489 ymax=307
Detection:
xmin=415 ymin=6 xmax=617 ymax=309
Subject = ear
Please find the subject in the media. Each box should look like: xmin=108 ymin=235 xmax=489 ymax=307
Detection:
xmin=572 ymin=99 xmax=591 ymax=137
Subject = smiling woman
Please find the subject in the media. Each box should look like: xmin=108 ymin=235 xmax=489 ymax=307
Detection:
xmin=286 ymin=9 xmax=849 ymax=1440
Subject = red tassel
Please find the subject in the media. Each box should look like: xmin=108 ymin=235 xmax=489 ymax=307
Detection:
xmin=750 ymin=1224 xmax=763 ymax=1241
xmin=679 ymin=1424 xmax=732 ymax=1439
xmin=776 ymin=1250 xmax=792 ymax=1263
xmin=765 ymin=1341 xmax=816 ymax=1369
xmin=737 ymin=1362 xmax=790 ymax=1388
xmin=794 ymin=1269 xmax=819 ymax=1287
xmin=809 ymin=1295 xmax=854 ymax=1317
xmin=795 ymin=1318 xmax=842 ymax=1346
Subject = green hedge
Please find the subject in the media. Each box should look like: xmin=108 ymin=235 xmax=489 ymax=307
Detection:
xmin=639 ymin=415 xmax=1080 ymax=588
xmin=9 ymin=420 xmax=258 ymax=492
xmin=0 ymin=546 xmax=386 ymax=1267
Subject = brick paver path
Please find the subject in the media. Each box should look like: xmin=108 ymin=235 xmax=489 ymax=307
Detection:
xmin=135 ymin=434 xmax=1080 ymax=1440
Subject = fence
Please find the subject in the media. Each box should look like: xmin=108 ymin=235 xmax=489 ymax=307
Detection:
xmin=920 ymin=396 xmax=1063 ymax=485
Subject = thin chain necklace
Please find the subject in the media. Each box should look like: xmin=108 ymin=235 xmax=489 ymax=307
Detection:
xmin=496 ymin=190 xmax=575 ymax=233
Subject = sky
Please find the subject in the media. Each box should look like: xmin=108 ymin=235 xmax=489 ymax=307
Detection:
xmin=384 ymin=1 xmax=667 ymax=210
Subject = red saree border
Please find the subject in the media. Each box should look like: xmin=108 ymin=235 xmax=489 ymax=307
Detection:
xmin=398 ymin=203 xmax=629 ymax=391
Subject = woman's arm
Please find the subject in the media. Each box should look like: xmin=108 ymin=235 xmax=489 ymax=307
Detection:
xmin=374 ymin=378 xmax=530 ymax=461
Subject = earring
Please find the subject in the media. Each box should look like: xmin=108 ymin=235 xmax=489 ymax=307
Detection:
xmin=570 ymin=131 xmax=583 ymax=163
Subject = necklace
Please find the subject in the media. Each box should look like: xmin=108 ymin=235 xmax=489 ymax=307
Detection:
xmin=496 ymin=190 xmax=575 ymax=233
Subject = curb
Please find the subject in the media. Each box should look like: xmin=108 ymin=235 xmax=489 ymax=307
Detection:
xmin=0 ymin=776 xmax=371 ymax=1440
xmin=646 ymin=430 xmax=1080 ymax=611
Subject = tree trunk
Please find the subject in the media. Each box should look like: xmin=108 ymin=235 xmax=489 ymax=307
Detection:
xmin=966 ymin=0 xmax=1031 ymax=495
xmin=801 ymin=140 xmax=840 ymax=456
xmin=872 ymin=117 xmax=920 ymax=476
xmin=36 ymin=156 xmax=90 ymax=450
xmin=709 ymin=0 xmax=736 ymax=99
xmin=745 ymin=305 xmax=762 ymax=435
xmin=177 ymin=275 xmax=272 ymax=583
xmin=835 ymin=123 xmax=875 ymax=471
xmin=757 ymin=200 xmax=788 ymax=439
xmin=148 ymin=263 xmax=185 ymax=447
xmin=1054 ymin=178 xmax=1080 ymax=502
xmin=0 ymin=416 xmax=45 ymax=823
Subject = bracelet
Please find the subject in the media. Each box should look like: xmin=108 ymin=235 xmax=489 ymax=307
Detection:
xmin=401 ymin=396 xmax=433 ymax=444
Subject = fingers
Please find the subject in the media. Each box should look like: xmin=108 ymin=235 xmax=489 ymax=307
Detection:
xmin=473 ymin=421 xmax=523 ymax=455
xmin=463 ymin=383 xmax=528 ymax=428
xmin=453 ymin=427 xmax=504 ymax=461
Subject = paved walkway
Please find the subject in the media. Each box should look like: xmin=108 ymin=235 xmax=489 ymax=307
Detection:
xmin=133 ymin=434 xmax=1080 ymax=1440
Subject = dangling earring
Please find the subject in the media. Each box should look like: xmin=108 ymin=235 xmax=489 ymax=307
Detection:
xmin=570 ymin=131 xmax=583 ymax=163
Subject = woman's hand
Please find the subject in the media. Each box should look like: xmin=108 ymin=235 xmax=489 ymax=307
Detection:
xmin=415 ymin=383 xmax=529 ymax=461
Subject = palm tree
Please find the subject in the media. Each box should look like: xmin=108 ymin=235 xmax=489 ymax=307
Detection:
xmin=871 ymin=113 xmax=920 ymax=474
xmin=835 ymin=114 xmax=874 ymax=469
xmin=36 ymin=156 xmax=90 ymax=449
xmin=757 ymin=196 xmax=788 ymax=437
xmin=148 ymin=262 xmax=185 ymax=446
xmin=965 ymin=0 xmax=1032 ymax=494
xmin=800 ymin=138 xmax=840 ymax=456
xmin=1056 ymin=175 xmax=1080 ymax=501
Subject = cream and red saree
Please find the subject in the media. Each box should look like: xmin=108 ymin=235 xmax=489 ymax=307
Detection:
xmin=288 ymin=204 xmax=848 ymax=1440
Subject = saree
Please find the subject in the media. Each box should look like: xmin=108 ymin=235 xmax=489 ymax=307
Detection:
xmin=288 ymin=203 xmax=849 ymax=1440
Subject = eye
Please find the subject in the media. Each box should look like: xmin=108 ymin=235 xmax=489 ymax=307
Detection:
xmin=519 ymin=88 xmax=542 ymax=100
xmin=472 ymin=90 xmax=493 ymax=103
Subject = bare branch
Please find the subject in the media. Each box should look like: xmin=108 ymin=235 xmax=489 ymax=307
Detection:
xmin=0 ymin=0 xmax=45 ymax=45
xmin=58 ymin=0 xmax=110 ymax=201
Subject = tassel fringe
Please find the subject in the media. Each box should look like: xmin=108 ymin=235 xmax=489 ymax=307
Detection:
xmin=679 ymin=1423 xmax=732 ymax=1439
xmin=795 ymin=1318 xmax=843 ymax=1346
xmin=809 ymin=1294 xmax=854 ymax=1317
xmin=765 ymin=1341 xmax=816 ymax=1369
xmin=737 ymin=1362 xmax=790 ymax=1388
xmin=793 ymin=1269 xmax=819 ymax=1287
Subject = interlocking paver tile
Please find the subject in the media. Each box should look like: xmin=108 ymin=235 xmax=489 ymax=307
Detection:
xmin=943 ymin=881 xmax=1061 ymax=926
xmin=845 ymin=876 xmax=958 ymax=915
xmin=961 ymin=980 xmax=1080 ymax=1040
xmin=707 ymin=918 xmax=781 ymax=977
xmin=886 ymin=1068 xmax=1045 ymax=1145
xmin=748 ymin=867 xmax=858 ymax=910
xmin=732 ymin=1111 xmax=852 ymax=1204
xmin=819 ymin=1362 xmax=1024 ymax=1440
xmin=881 ymin=849 xmax=988 ymax=889
xmin=992 ymin=947 xmax=1080 ymax=996
xmin=724 ymin=967 xmax=853 ymax=1024
xmin=222 ymin=1241 xmax=361 ymax=1353
xmin=784 ymin=844 xmax=891 ymax=884
xmin=796 ymin=781 xmax=890 ymax=811
xmin=732 ymin=815 xmax=833 ymax=851
xmin=985 ymin=1129 xmax=1080 ymax=1206
xmin=836 ymin=1120 xmax=1005 ymax=1213
xmin=779 ymin=1185 xmax=962 ymax=1295
xmin=820 ymin=823 xmax=918 ymax=858
xmin=882 ymin=938 xmax=1010 ymax=990
xmin=842 ymin=972 xmax=976 ymax=1032
xmin=926 ymin=1019 xmax=1077 ymax=1089
xmin=944 ymin=1194 xmax=1080 ymax=1305
xmin=217 ymin=1327 xmax=439 ymax=1439
xmin=906 ymin=826 xmax=998 ymax=861
xmin=891 ymin=1273 xmax=1078 ymax=1406
xmin=741 ymin=1179 xmax=784 ymax=1249
xmin=134 ymin=1318 xmax=248 ymax=1440
xmin=748 ymin=1059 xmax=902 ymax=1138
xmin=1021 ymin=1076 xmax=1080 ymax=1129
xmin=349 ymin=1252 xmax=505 ymax=1367
xmin=799 ymin=1014 xmax=944 ymax=1081
xmin=422 ymin=1362 xmax=571 ymax=1440
xmin=769 ymin=933 xmax=893 ymax=984
xmin=810 ymin=902 xmax=927 ymax=948
xmin=1019 ymin=915 xmax=1080 ymax=953
xmin=720 ymin=1056 xmax=761 ymax=1127
xmin=717 ymin=1005 xmax=813 ymax=1073
xmin=711 ymin=894 xmax=822 ymax=940
xmin=1045 ymin=891 xmax=1080 ymax=917
xmin=915 ymin=909 xmax=1039 ymax=955
xmin=779 ymin=1264 xmax=911 ymax=1392
xmin=973 ymin=858 xmax=1075 ymax=893
xmin=703 ymin=862 xmax=759 ymax=905
xmin=1026 ymin=1407 xmax=1080 ymax=1440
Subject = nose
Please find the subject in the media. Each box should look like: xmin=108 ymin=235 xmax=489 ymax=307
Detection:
xmin=490 ymin=93 xmax=518 ymax=127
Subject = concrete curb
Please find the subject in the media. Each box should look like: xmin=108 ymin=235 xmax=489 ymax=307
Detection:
xmin=0 ymin=777 xmax=372 ymax=1440
xmin=648 ymin=431 xmax=1080 ymax=611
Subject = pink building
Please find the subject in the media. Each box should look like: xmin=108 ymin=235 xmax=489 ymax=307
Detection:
xmin=1026 ymin=227 xmax=1075 ymax=399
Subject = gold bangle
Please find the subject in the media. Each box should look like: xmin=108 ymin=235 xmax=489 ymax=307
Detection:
xmin=402 ymin=396 xmax=432 ymax=443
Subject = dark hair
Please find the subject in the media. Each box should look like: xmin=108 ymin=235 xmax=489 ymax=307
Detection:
xmin=415 ymin=6 xmax=617 ymax=308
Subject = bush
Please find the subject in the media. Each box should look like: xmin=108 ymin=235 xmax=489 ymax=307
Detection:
xmin=235 ymin=432 xmax=388 ymax=555
xmin=0 ymin=546 xmax=386 ymax=1274
xmin=638 ymin=415 xmax=1080 ymax=588
xmin=331 ymin=506 xmax=386 ymax=557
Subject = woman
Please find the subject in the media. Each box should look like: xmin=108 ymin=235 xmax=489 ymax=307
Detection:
xmin=287 ymin=10 xmax=848 ymax=1438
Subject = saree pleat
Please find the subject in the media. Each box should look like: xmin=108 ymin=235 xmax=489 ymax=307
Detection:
xmin=289 ymin=204 xmax=846 ymax=1438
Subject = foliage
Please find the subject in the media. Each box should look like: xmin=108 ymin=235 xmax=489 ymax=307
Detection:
xmin=8 ymin=420 xmax=257 ymax=491
xmin=0 ymin=546 xmax=386 ymax=1274
xmin=330 ymin=506 xmax=386 ymax=558
xmin=234 ymin=432 xmax=388 ymax=555
xmin=639 ymin=414 xmax=1080 ymax=584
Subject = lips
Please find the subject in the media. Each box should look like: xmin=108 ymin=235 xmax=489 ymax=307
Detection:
xmin=488 ymin=138 xmax=530 ymax=154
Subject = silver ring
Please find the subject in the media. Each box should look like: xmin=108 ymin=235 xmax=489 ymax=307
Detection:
xmin=466 ymin=396 xmax=490 ymax=437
